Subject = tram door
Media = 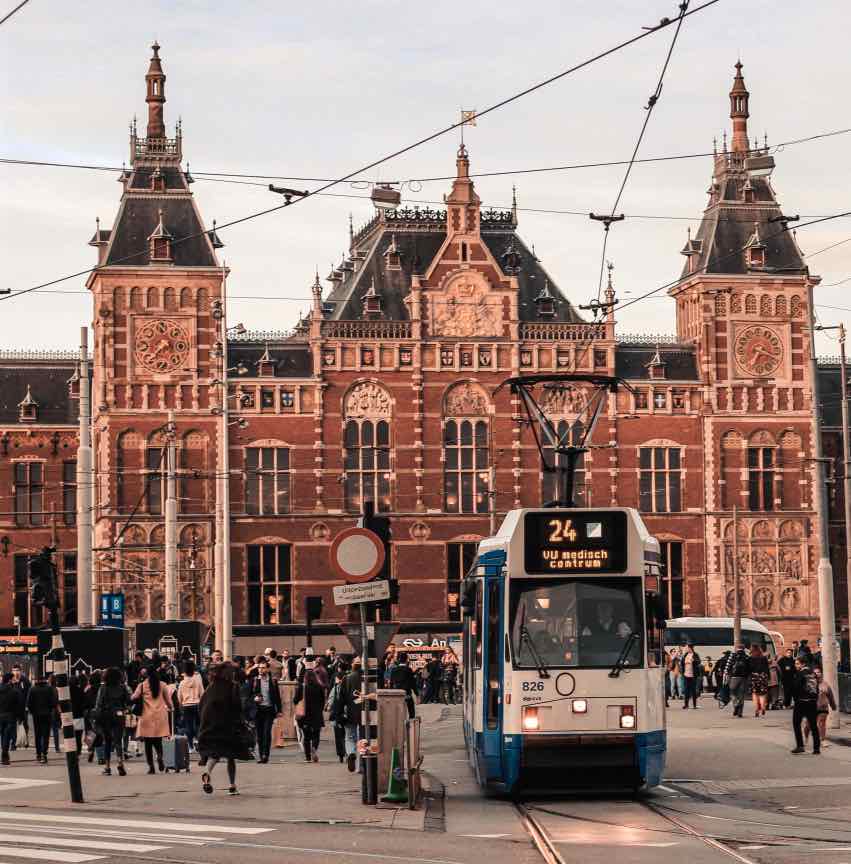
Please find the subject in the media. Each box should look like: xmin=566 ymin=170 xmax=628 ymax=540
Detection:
xmin=481 ymin=578 xmax=503 ymax=777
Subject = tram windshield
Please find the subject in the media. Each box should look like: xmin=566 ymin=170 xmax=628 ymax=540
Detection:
xmin=510 ymin=577 xmax=643 ymax=669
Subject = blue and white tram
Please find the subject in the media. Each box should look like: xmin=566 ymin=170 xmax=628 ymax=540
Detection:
xmin=462 ymin=507 xmax=666 ymax=794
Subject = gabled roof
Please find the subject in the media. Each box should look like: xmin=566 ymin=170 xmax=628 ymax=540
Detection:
xmin=323 ymin=216 xmax=582 ymax=323
xmin=615 ymin=344 xmax=700 ymax=380
xmin=0 ymin=362 xmax=82 ymax=425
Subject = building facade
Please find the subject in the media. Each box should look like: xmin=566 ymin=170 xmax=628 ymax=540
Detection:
xmin=1 ymin=47 xmax=847 ymax=648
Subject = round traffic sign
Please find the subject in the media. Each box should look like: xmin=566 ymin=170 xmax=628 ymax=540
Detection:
xmin=329 ymin=527 xmax=385 ymax=583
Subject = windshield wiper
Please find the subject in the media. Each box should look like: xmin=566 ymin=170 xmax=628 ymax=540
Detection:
xmin=608 ymin=631 xmax=639 ymax=679
xmin=518 ymin=605 xmax=550 ymax=679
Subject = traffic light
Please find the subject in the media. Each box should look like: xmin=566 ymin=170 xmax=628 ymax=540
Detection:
xmin=29 ymin=546 xmax=59 ymax=612
xmin=358 ymin=500 xmax=395 ymax=615
xmin=305 ymin=595 xmax=323 ymax=623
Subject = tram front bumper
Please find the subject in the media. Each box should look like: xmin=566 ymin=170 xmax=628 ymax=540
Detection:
xmin=514 ymin=731 xmax=663 ymax=790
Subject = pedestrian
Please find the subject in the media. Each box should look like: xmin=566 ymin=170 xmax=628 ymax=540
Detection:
xmin=198 ymin=662 xmax=252 ymax=796
xmin=725 ymin=643 xmax=752 ymax=718
xmin=47 ymin=675 xmax=62 ymax=753
xmin=264 ymin=649 xmax=283 ymax=683
xmin=668 ymin=650 xmax=681 ymax=700
xmin=281 ymin=649 xmax=297 ymax=682
xmin=0 ymin=672 xmax=23 ymax=765
xmin=803 ymin=668 xmax=837 ymax=747
xmin=177 ymin=660 xmax=204 ymax=752
xmin=768 ymin=653 xmax=782 ymax=709
xmin=441 ymin=654 xmax=459 ymax=704
xmin=9 ymin=665 xmax=30 ymax=750
xmin=26 ymin=674 xmax=58 ymax=764
xmin=702 ymin=656 xmax=714 ymax=694
xmin=126 ymin=652 xmax=145 ymax=690
xmin=681 ymin=644 xmax=701 ymax=709
xmin=248 ymin=658 xmax=281 ymax=764
xmin=791 ymin=655 xmax=821 ymax=755
xmin=778 ymin=648 xmax=795 ymax=708
xmin=341 ymin=657 xmax=363 ymax=772
xmin=390 ymin=652 xmax=417 ymax=718
xmin=749 ymin=644 xmax=770 ymax=717
xmin=69 ymin=672 xmax=86 ymax=754
xmin=713 ymin=650 xmax=731 ymax=705
xmin=326 ymin=668 xmax=348 ymax=763
xmin=132 ymin=667 xmax=173 ymax=774
xmin=95 ymin=667 xmax=131 ymax=776
xmin=664 ymin=650 xmax=671 ymax=707
xmin=294 ymin=668 xmax=325 ymax=763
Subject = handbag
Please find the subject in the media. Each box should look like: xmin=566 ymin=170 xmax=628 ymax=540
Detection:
xmin=131 ymin=696 xmax=144 ymax=717
xmin=16 ymin=722 xmax=27 ymax=748
xmin=234 ymin=721 xmax=257 ymax=760
xmin=294 ymin=699 xmax=306 ymax=720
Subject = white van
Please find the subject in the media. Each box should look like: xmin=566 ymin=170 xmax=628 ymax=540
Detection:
xmin=664 ymin=616 xmax=779 ymax=660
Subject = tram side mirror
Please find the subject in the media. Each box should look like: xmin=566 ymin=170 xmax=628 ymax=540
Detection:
xmin=460 ymin=579 xmax=477 ymax=617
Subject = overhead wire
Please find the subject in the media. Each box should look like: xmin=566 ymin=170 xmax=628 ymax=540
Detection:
xmin=595 ymin=0 xmax=691 ymax=302
xmin=0 ymin=0 xmax=30 ymax=27
xmin=1 ymin=0 xmax=724 ymax=303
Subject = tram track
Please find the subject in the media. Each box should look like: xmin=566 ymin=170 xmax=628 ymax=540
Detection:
xmin=514 ymin=802 xmax=567 ymax=864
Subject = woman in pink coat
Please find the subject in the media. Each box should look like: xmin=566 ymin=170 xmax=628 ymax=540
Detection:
xmin=132 ymin=668 xmax=173 ymax=774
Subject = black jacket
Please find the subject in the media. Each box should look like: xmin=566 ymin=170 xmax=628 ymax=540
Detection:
xmin=750 ymin=654 xmax=770 ymax=677
xmin=248 ymin=674 xmax=282 ymax=716
xmin=26 ymin=682 xmax=58 ymax=717
xmin=390 ymin=663 xmax=417 ymax=697
xmin=294 ymin=679 xmax=326 ymax=728
xmin=341 ymin=668 xmax=363 ymax=726
xmin=0 ymin=683 xmax=23 ymax=722
xmin=792 ymin=666 xmax=818 ymax=703
xmin=94 ymin=683 xmax=130 ymax=727
xmin=726 ymin=649 xmax=751 ymax=679
xmin=778 ymin=656 xmax=796 ymax=679
xmin=198 ymin=681 xmax=247 ymax=759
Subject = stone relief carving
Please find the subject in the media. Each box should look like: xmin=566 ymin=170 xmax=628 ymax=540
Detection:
xmin=410 ymin=521 xmax=431 ymax=541
xmin=779 ymin=520 xmax=803 ymax=540
xmin=540 ymin=385 xmax=587 ymax=417
xmin=725 ymin=588 xmax=746 ymax=614
xmin=780 ymin=586 xmax=800 ymax=612
xmin=780 ymin=548 xmax=802 ymax=581
xmin=431 ymin=275 xmax=501 ymax=337
xmin=752 ymin=520 xmax=773 ymax=540
xmin=310 ymin=521 xmax=331 ymax=542
xmin=751 ymin=549 xmax=776 ymax=579
xmin=445 ymin=382 xmax=489 ymax=416
xmin=344 ymin=382 xmax=392 ymax=418
xmin=753 ymin=586 xmax=774 ymax=612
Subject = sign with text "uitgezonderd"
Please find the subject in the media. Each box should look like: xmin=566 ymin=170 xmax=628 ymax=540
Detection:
xmin=333 ymin=580 xmax=390 ymax=606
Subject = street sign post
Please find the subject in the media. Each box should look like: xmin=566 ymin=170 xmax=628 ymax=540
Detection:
xmin=334 ymin=580 xmax=390 ymax=606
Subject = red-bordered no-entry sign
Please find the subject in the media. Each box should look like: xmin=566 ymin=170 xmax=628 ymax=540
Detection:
xmin=329 ymin=527 xmax=385 ymax=583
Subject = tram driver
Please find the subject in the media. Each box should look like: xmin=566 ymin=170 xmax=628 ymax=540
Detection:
xmin=581 ymin=600 xmax=633 ymax=639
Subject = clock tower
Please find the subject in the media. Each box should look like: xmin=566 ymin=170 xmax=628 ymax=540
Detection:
xmin=671 ymin=61 xmax=822 ymax=641
xmin=85 ymin=43 xmax=224 ymax=623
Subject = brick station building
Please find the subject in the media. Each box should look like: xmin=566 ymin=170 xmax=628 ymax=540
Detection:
xmin=1 ymin=47 xmax=848 ymax=650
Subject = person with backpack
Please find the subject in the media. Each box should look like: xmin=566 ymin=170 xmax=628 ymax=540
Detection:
xmin=791 ymin=656 xmax=821 ymax=755
xmin=95 ymin=667 xmax=131 ymax=776
xmin=724 ymin=643 xmax=751 ymax=718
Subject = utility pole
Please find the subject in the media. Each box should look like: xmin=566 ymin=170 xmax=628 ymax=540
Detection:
xmin=217 ymin=265 xmax=234 ymax=659
xmin=76 ymin=327 xmax=94 ymax=626
xmin=839 ymin=323 xmax=851 ymax=648
xmin=808 ymin=289 xmax=839 ymax=728
xmin=164 ymin=411 xmax=178 ymax=620
xmin=732 ymin=504 xmax=741 ymax=648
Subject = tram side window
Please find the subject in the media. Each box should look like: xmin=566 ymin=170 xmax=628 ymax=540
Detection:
xmin=486 ymin=581 xmax=500 ymax=729
xmin=474 ymin=581 xmax=483 ymax=670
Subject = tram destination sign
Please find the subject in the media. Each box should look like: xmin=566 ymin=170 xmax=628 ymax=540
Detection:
xmin=524 ymin=510 xmax=627 ymax=574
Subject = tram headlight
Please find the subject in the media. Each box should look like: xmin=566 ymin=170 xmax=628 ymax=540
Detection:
xmin=522 ymin=707 xmax=540 ymax=731
xmin=571 ymin=699 xmax=587 ymax=714
xmin=620 ymin=705 xmax=636 ymax=729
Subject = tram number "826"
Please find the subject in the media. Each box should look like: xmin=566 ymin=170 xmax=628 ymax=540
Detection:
xmin=521 ymin=681 xmax=544 ymax=692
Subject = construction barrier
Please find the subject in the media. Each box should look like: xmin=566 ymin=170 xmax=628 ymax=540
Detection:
xmin=405 ymin=716 xmax=423 ymax=810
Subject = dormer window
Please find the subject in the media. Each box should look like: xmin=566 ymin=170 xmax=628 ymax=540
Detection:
xmin=646 ymin=346 xmax=667 ymax=380
xmin=362 ymin=278 xmax=382 ymax=317
xmin=18 ymin=385 xmax=38 ymax=422
xmin=151 ymin=167 xmax=165 ymax=192
xmin=747 ymin=246 xmax=765 ymax=268
xmin=680 ymin=228 xmax=703 ymax=275
xmin=743 ymin=178 xmax=755 ymax=203
xmin=533 ymin=279 xmax=556 ymax=319
xmin=148 ymin=208 xmax=173 ymax=263
xmin=384 ymin=234 xmax=402 ymax=270
xmin=745 ymin=221 xmax=766 ymax=270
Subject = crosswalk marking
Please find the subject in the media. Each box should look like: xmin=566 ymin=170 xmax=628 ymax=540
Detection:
xmin=0 ymin=849 xmax=102 ymax=863
xmin=0 ymin=778 xmax=61 ymax=793
xmin=0 ymin=811 xmax=274 ymax=835
xmin=0 ymin=833 xmax=167 ymax=854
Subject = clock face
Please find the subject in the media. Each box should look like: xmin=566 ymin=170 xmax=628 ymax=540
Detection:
xmin=734 ymin=325 xmax=783 ymax=377
xmin=134 ymin=319 xmax=190 ymax=374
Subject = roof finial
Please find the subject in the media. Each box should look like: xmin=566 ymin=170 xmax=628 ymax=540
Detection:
xmin=511 ymin=184 xmax=518 ymax=225
xmin=145 ymin=41 xmax=167 ymax=139
xmin=729 ymin=58 xmax=750 ymax=154
xmin=349 ymin=212 xmax=354 ymax=248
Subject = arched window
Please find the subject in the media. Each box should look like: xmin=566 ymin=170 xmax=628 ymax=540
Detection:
xmin=344 ymin=419 xmax=391 ymax=512
xmin=444 ymin=419 xmax=489 ymax=513
xmin=542 ymin=420 xmax=586 ymax=506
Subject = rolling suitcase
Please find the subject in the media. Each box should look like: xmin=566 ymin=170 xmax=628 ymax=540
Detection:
xmin=163 ymin=715 xmax=190 ymax=773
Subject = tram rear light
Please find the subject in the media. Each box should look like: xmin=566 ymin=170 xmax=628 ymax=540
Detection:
xmin=620 ymin=705 xmax=635 ymax=729
xmin=522 ymin=707 xmax=540 ymax=731
xmin=572 ymin=699 xmax=587 ymax=714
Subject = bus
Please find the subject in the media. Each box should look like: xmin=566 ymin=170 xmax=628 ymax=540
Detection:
xmin=664 ymin=617 xmax=780 ymax=660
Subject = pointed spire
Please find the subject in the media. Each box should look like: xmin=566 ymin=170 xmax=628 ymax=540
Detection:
xmin=145 ymin=41 xmax=167 ymax=139
xmin=445 ymin=144 xmax=481 ymax=236
xmin=511 ymin=184 xmax=518 ymax=226
xmin=729 ymin=59 xmax=750 ymax=154
xmin=207 ymin=218 xmax=225 ymax=249
xmin=149 ymin=207 xmax=172 ymax=240
xmin=646 ymin=344 xmax=667 ymax=379
xmin=533 ymin=279 xmax=556 ymax=318
xmin=348 ymin=213 xmax=354 ymax=250
xmin=605 ymin=261 xmax=616 ymax=322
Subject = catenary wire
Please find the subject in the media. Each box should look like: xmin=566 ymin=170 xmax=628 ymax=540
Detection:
xmin=1 ymin=0 xmax=726 ymax=303
xmin=596 ymin=0 xmax=690 ymax=301
xmin=0 ymin=0 xmax=30 ymax=27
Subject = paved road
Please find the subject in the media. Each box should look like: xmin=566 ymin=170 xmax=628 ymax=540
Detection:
xmin=0 ymin=698 xmax=849 ymax=863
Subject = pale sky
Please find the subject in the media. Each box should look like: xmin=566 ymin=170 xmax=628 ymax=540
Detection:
xmin=2 ymin=1 xmax=850 ymax=354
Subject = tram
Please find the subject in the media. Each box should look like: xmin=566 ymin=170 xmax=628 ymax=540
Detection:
xmin=462 ymin=507 xmax=666 ymax=795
